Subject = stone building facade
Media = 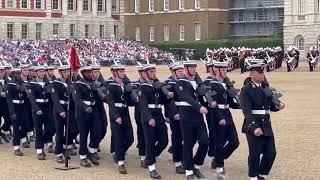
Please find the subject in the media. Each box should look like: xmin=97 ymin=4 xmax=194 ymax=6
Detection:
xmin=124 ymin=0 xmax=229 ymax=42
xmin=0 ymin=0 xmax=124 ymax=40
xmin=283 ymin=0 xmax=320 ymax=57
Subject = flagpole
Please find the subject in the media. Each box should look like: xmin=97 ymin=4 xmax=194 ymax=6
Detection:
xmin=55 ymin=45 xmax=79 ymax=171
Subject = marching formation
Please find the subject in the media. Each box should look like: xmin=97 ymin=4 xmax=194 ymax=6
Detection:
xmin=0 ymin=46 xmax=286 ymax=180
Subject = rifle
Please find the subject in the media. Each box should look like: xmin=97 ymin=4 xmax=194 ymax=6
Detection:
xmin=263 ymin=86 xmax=283 ymax=106
xmin=196 ymin=82 xmax=217 ymax=107
xmin=225 ymin=77 xmax=241 ymax=105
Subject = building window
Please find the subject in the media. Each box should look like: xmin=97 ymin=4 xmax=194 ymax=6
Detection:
xmin=7 ymin=0 xmax=14 ymax=8
xmin=85 ymin=25 xmax=90 ymax=38
xmin=136 ymin=27 xmax=141 ymax=41
xmin=149 ymin=26 xmax=155 ymax=42
xmin=99 ymin=25 xmax=104 ymax=38
xmin=21 ymin=0 xmax=28 ymax=9
xmin=298 ymin=0 xmax=305 ymax=14
xmin=163 ymin=25 xmax=169 ymax=41
xmin=135 ymin=0 xmax=140 ymax=13
xmin=195 ymin=23 xmax=201 ymax=40
xmin=35 ymin=0 xmax=41 ymax=9
xmin=112 ymin=0 xmax=119 ymax=13
xmin=52 ymin=0 xmax=59 ymax=10
xmin=22 ymin=23 xmax=28 ymax=39
xmin=195 ymin=0 xmax=200 ymax=9
xmin=179 ymin=0 xmax=185 ymax=10
xmin=36 ymin=23 xmax=42 ymax=40
xmin=295 ymin=36 xmax=304 ymax=51
xmin=98 ymin=0 xmax=103 ymax=12
xmin=164 ymin=0 xmax=169 ymax=11
xmin=70 ymin=24 xmax=75 ymax=37
xmin=149 ymin=0 xmax=154 ymax=12
xmin=53 ymin=24 xmax=59 ymax=36
xmin=7 ymin=23 xmax=14 ymax=39
xmin=179 ymin=24 xmax=185 ymax=41
xmin=68 ymin=0 xmax=74 ymax=11
xmin=83 ymin=0 xmax=89 ymax=11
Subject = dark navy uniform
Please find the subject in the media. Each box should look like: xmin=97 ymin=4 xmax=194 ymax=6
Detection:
xmin=51 ymin=78 xmax=78 ymax=161
xmin=133 ymin=79 xmax=146 ymax=162
xmin=74 ymin=68 xmax=101 ymax=167
xmin=175 ymin=68 xmax=208 ymax=179
xmin=163 ymin=63 xmax=185 ymax=174
xmin=107 ymin=76 xmax=134 ymax=173
xmin=0 ymin=77 xmax=11 ymax=143
xmin=6 ymin=71 xmax=28 ymax=155
xmin=240 ymin=63 xmax=281 ymax=179
xmin=206 ymin=77 xmax=240 ymax=174
xmin=28 ymin=75 xmax=55 ymax=159
xmin=139 ymin=65 xmax=169 ymax=179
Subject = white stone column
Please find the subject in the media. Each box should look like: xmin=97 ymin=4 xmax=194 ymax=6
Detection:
xmin=106 ymin=0 xmax=112 ymax=17
xmin=92 ymin=0 xmax=97 ymax=16
xmin=62 ymin=0 xmax=68 ymax=15
xmin=78 ymin=0 xmax=83 ymax=15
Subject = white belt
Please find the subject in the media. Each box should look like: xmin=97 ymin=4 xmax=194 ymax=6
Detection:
xmin=59 ymin=100 xmax=68 ymax=105
xmin=175 ymin=101 xmax=192 ymax=106
xmin=218 ymin=104 xmax=229 ymax=109
xmin=252 ymin=110 xmax=270 ymax=115
xmin=83 ymin=101 xmax=95 ymax=106
xmin=12 ymin=100 xmax=24 ymax=104
xmin=148 ymin=104 xmax=162 ymax=109
xmin=36 ymin=99 xmax=49 ymax=103
xmin=114 ymin=103 xmax=127 ymax=108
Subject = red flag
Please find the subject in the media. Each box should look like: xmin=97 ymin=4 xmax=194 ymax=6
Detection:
xmin=69 ymin=47 xmax=80 ymax=71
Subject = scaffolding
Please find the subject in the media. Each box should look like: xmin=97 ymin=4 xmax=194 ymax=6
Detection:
xmin=229 ymin=0 xmax=284 ymax=37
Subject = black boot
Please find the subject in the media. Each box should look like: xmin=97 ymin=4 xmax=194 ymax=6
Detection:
xmin=47 ymin=144 xmax=54 ymax=153
xmin=1 ymin=133 xmax=11 ymax=143
xmin=140 ymin=160 xmax=147 ymax=169
xmin=88 ymin=153 xmax=99 ymax=165
xmin=211 ymin=158 xmax=217 ymax=169
xmin=258 ymin=176 xmax=266 ymax=180
xmin=217 ymin=168 xmax=226 ymax=180
xmin=176 ymin=165 xmax=185 ymax=174
xmin=167 ymin=146 xmax=173 ymax=154
xmin=186 ymin=174 xmax=198 ymax=180
xmin=29 ymin=135 xmax=35 ymax=142
xmin=193 ymin=169 xmax=206 ymax=179
xmin=65 ymin=148 xmax=77 ymax=156
xmin=22 ymin=142 xmax=30 ymax=148
xmin=14 ymin=149 xmax=24 ymax=156
xmin=118 ymin=164 xmax=127 ymax=174
xmin=37 ymin=152 xmax=46 ymax=160
xmin=80 ymin=158 xmax=92 ymax=167
xmin=56 ymin=156 xmax=65 ymax=163
xmin=72 ymin=143 xmax=78 ymax=150
xmin=149 ymin=170 xmax=162 ymax=179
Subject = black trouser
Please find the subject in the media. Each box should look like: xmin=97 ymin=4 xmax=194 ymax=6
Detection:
xmin=207 ymin=117 xmax=215 ymax=157
xmin=77 ymin=107 xmax=100 ymax=155
xmin=111 ymin=108 xmax=134 ymax=161
xmin=214 ymin=120 xmax=240 ymax=168
xmin=309 ymin=62 xmax=314 ymax=72
xmin=135 ymin=107 xmax=145 ymax=156
xmin=0 ymin=99 xmax=11 ymax=133
xmin=25 ymin=101 xmax=35 ymax=135
xmin=47 ymin=101 xmax=55 ymax=142
xmin=11 ymin=104 xmax=27 ymax=146
xmin=33 ymin=103 xmax=55 ymax=149
xmin=54 ymin=107 xmax=78 ymax=155
xmin=94 ymin=105 xmax=107 ymax=148
xmin=180 ymin=122 xmax=208 ymax=170
xmin=246 ymin=134 xmax=276 ymax=177
xmin=169 ymin=118 xmax=183 ymax=163
xmin=142 ymin=117 xmax=168 ymax=166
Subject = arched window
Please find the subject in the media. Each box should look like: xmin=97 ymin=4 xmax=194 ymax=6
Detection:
xmin=295 ymin=35 xmax=304 ymax=51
